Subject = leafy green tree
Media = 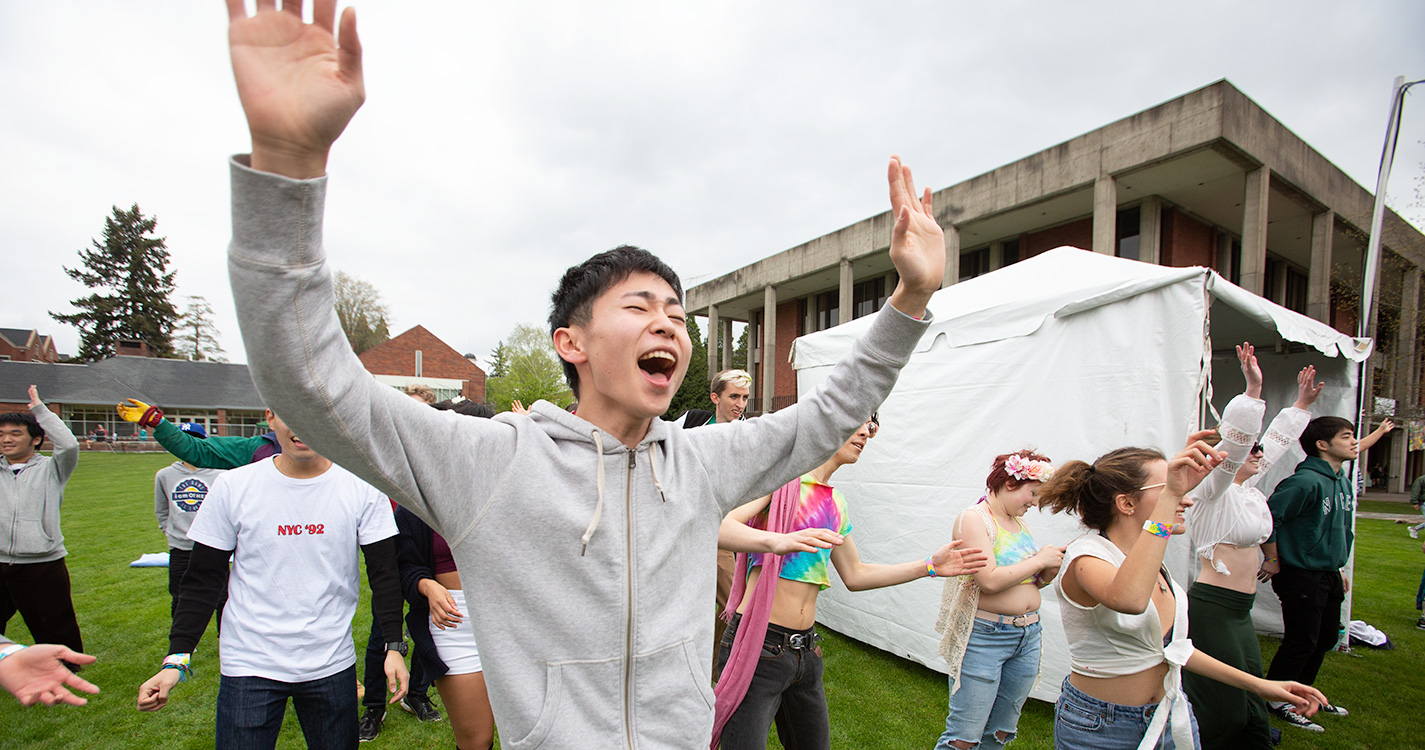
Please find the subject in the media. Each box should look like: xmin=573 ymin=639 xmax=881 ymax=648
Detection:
xmin=663 ymin=317 xmax=709 ymax=420
xmin=333 ymin=270 xmax=391 ymax=354
xmin=50 ymin=204 xmax=179 ymax=361
xmin=174 ymin=295 xmax=227 ymax=362
xmin=486 ymin=324 xmax=574 ymax=411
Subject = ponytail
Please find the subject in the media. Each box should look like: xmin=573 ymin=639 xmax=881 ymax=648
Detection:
xmin=1038 ymin=447 xmax=1163 ymax=532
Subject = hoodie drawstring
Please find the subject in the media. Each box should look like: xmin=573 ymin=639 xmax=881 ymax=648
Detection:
xmin=648 ymin=443 xmax=667 ymax=503
xmin=582 ymin=431 xmax=607 ymax=556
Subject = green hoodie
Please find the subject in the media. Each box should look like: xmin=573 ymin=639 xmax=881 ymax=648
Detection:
xmin=1266 ymin=456 xmax=1355 ymax=570
xmin=153 ymin=420 xmax=279 ymax=470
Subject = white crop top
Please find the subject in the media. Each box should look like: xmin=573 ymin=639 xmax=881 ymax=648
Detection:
xmin=1057 ymin=532 xmax=1196 ymax=750
xmin=1185 ymin=394 xmax=1310 ymax=574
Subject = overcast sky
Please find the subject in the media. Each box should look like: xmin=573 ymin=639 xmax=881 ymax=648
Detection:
xmin=3 ymin=1 xmax=1422 ymax=366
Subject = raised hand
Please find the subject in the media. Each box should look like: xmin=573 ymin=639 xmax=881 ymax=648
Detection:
xmin=27 ymin=385 xmax=41 ymax=409
xmin=224 ymin=0 xmax=366 ymax=178
xmin=1237 ymin=343 xmax=1262 ymax=398
xmin=930 ymin=539 xmax=988 ymax=577
xmin=1293 ymin=365 xmax=1324 ymax=410
xmin=1164 ymin=429 xmax=1225 ymax=496
xmin=885 ymin=155 xmax=944 ymax=318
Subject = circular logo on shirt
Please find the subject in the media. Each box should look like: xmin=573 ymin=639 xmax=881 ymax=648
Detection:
xmin=173 ymin=478 xmax=210 ymax=512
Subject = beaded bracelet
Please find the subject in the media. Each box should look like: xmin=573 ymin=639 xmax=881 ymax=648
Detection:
xmin=1142 ymin=520 xmax=1173 ymax=539
xmin=162 ymin=653 xmax=193 ymax=682
xmin=925 ymin=557 xmax=937 ymax=578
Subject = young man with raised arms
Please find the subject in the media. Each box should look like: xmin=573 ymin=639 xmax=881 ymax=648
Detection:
xmin=217 ymin=2 xmax=976 ymax=746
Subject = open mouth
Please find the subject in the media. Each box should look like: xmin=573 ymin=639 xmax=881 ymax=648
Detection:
xmin=638 ymin=350 xmax=678 ymax=387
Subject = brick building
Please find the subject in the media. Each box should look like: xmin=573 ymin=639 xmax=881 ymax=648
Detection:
xmin=358 ymin=325 xmax=487 ymax=403
xmin=688 ymin=80 xmax=1425 ymax=492
xmin=0 ymin=328 xmax=59 ymax=363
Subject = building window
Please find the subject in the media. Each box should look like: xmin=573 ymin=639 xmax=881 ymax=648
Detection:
xmin=852 ymin=277 xmax=886 ymax=320
xmin=815 ymin=291 xmax=839 ymax=331
xmin=1002 ymin=239 xmax=1021 ymax=267
xmin=1116 ymin=207 xmax=1141 ymax=261
xmin=960 ymin=248 xmax=990 ymax=281
xmin=1283 ymin=265 xmax=1309 ymax=314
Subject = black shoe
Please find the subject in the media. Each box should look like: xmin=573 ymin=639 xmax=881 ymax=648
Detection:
xmin=400 ymin=693 xmax=442 ymax=722
xmin=1269 ymin=703 xmax=1323 ymax=733
xmin=1317 ymin=702 xmax=1349 ymax=717
xmin=358 ymin=708 xmax=385 ymax=742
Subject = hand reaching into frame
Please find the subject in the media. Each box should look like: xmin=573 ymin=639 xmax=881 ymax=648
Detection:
xmin=1237 ymin=343 xmax=1262 ymax=399
xmin=885 ymin=155 xmax=945 ymax=318
xmin=1293 ymin=365 xmax=1324 ymax=410
xmin=224 ymin=0 xmax=366 ymax=179
xmin=929 ymin=539 xmax=989 ymax=577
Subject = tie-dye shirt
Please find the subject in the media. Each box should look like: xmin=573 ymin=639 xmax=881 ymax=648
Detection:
xmin=747 ymin=474 xmax=853 ymax=589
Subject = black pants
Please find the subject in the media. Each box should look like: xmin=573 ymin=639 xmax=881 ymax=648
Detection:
xmin=361 ymin=602 xmax=432 ymax=709
xmin=0 ymin=559 xmax=83 ymax=652
xmin=169 ymin=547 xmax=229 ymax=633
xmin=715 ymin=613 xmax=829 ymax=750
xmin=1266 ymin=566 xmax=1344 ymax=686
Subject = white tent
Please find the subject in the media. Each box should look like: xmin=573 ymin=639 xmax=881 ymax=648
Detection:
xmin=791 ymin=247 xmax=1372 ymax=702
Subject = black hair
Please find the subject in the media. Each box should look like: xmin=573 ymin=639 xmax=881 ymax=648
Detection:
xmin=1300 ymin=416 xmax=1354 ymax=458
xmin=548 ymin=245 xmax=683 ymax=397
xmin=0 ymin=412 xmax=44 ymax=446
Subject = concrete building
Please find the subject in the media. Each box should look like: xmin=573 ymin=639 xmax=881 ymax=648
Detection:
xmin=357 ymin=324 xmax=488 ymax=403
xmin=687 ymin=80 xmax=1425 ymax=493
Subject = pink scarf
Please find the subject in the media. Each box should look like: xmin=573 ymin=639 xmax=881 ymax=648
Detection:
xmin=709 ymin=478 xmax=801 ymax=749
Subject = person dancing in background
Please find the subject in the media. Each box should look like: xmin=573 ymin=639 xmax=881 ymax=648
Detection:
xmin=713 ymin=415 xmax=987 ymax=750
xmin=933 ymin=450 xmax=1064 ymax=750
xmin=1180 ymin=344 xmax=1320 ymax=748
xmin=1040 ymin=435 xmax=1326 ymax=749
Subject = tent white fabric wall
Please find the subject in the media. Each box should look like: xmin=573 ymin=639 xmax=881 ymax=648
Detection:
xmin=790 ymin=247 xmax=1370 ymax=702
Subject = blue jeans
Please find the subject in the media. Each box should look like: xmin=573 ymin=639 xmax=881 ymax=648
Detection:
xmin=934 ymin=617 xmax=1041 ymax=750
xmin=216 ymin=664 xmax=358 ymax=750
xmin=1054 ymin=677 xmax=1199 ymax=750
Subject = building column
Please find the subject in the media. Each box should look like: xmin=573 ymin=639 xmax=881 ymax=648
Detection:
xmin=762 ymin=285 xmax=777 ymax=411
xmin=941 ymin=225 xmax=961 ymax=287
xmin=1240 ymin=167 xmax=1271 ymax=296
xmin=721 ymin=318 xmax=733 ymax=371
xmin=1092 ymin=174 xmax=1117 ymax=255
xmin=1393 ymin=269 xmax=1422 ymax=493
xmin=989 ymin=240 xmax=1005 ymax=271
xmin=705 ymin=303 xmax=719 ymax=385
xmin=1307 ymin=210 xmax=1334 ymax=323
xmin=839 ymin=259 xmax=854 ymax=325
xmin=216 ymin=408 xmax=229 ymax=437
xmin=1139 ymin=196 xmax=1162 ymax=265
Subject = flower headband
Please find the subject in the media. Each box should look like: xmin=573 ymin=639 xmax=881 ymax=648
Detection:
xmin=1004 ymin=454 xmax=1055 ymax=482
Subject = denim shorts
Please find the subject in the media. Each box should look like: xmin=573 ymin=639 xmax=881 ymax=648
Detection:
xmin=1054 ymin=676 xmax=1199 ymax=750
xmin=934 ymin=617 xmax=1041 ymax=750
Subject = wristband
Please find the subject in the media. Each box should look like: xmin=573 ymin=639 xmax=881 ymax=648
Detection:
xmin=1142 ymin=520 xmax=1172 ymax=539
xmin=1264 ymin=556 xmax=1278 ymax=563
xmin=140 ymin=406 xmax=165 ymax=429
xmin=0 ymin=643 xmax=27 ymax=664
xmin=926 ymin=557 xmax=937 ymax=578
xmin=162 ymin=652 xmax=193 ymax=682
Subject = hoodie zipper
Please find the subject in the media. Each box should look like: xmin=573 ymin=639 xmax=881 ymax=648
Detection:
xmin=624 ymin=448 xmax=637 ymax=749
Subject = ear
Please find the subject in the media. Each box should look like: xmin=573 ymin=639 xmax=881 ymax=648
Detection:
xmin=708 ymin=392 xmax=720 ymax=405
xmin=1316 ymin=438 xmax=1331 ymax=456
xmin=552 ymin=326 xmax=589 ymax=367
xmin=1114 ymin=492 xmax=1136 ymax=517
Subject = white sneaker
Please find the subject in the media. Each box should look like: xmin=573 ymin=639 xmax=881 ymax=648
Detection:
xmin=1410 ymin=528 xmax=1419 ymax=539
xmin=1317 ymin=703 xmax=1349 ymax=717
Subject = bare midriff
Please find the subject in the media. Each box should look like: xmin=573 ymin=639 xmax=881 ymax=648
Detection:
xmin=1069 ymin=662 xmax=1170 ymax=705
xmin=977 ymin=579 xmax=1042 ymax=616
xmin=736 ymin=567 xmax=822 ymax=630
xmin=1195 ymin=545 xmax=1260 ymax=594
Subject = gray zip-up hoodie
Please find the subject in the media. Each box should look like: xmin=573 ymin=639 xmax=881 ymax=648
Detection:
xmin=226 ymin=157 xmax=931 ymax=749
xmin=1 ymin=404 xmax=79 ymax=563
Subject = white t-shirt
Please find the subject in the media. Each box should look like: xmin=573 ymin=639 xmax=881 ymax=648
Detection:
xmin=186 ymin=457 xmax=397 ymax=682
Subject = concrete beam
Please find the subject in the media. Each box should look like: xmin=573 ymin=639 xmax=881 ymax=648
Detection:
xmin=1240 ymin=167 xmax=1271 ymax=296
xmin=989 ymin=241 xmax=1005 ymax=271
xmin=705 ymin=303 xmax=719 ymax=387
xmin=762 ymin=285 xmax=776 ymax=410
xmin=942 ymin=226 xmax=961 ymax=287
xmin=839 ymin=259 xmax=854 ymax=325
xmin=1093 ymin=174 xmax=1117 ymax=255
xmin=1139 ymin=196 xmax=1162 ymax=265
xmin=721 ymin=318 xmax=733 ymax=371
xmin=1308 ymin=211 xmax=1334 ymax=323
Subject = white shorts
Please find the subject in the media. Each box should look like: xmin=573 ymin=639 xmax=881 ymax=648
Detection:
xmin=430 ymin=588 xmax=482 ymax=675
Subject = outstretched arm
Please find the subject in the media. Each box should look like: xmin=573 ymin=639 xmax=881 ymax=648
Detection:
xmin=829 ymin=535 xmax=987 ymax=592
xmin=224 ymin=0 xmax=365 ymax=179
xmin=0 ymin=642 xmax=98 ymax=707
xmin=1358 ymin=418 xmax=1394 ymax=453
xmin=28 ymin=386 xmax=78 ymax=482
xmin=717 ymin=494 xmax=844 ymax=556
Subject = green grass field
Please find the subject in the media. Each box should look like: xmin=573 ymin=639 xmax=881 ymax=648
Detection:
xmin=2 ymin=453 xmax=1421 ymax=748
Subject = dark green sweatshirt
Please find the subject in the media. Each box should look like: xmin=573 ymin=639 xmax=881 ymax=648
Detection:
xmin=153 ymin=420 xmax=279 ymax=470
xmin=1266 ymin=456 xmax=1355 ymax=571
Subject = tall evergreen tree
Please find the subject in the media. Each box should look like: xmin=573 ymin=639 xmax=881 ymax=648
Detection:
xmin=174 ymin=295 xmax=227 ymax=362
xmin=662 ymin=318 xmax=709 ymax=420
xmin=51 ymin=204 xmax=178 ymax=361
